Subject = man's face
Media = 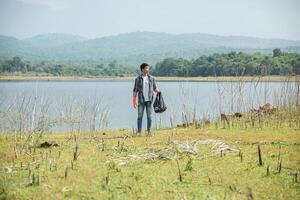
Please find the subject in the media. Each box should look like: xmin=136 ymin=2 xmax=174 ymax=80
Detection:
xmin=142 ymin=66 xmax=150 ymax=74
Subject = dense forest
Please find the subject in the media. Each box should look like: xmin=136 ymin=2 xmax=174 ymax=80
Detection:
xmin=0 ymin=49 xmax=299 ymax=77
xmin=152 ymin=49 xmax=300 ymax=76
xmin=0 ymin=59 xmax=136 ymax=77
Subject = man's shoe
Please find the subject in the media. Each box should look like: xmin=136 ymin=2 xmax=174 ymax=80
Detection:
xmin=136 ymin=132 xmax=142 ymax=137
xmin=146 ymin=132 xmax=153 ymax=137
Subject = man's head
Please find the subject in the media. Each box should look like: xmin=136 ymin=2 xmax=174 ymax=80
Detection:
xmin=140 ymin=63 xmax=150 ymax=74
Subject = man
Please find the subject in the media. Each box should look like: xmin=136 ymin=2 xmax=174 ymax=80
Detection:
xmin=133 ymin=63 xmax=161 ymax=136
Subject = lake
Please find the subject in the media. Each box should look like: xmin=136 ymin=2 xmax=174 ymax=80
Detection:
xmin=0 ymin=80 xmax=296 ymax=133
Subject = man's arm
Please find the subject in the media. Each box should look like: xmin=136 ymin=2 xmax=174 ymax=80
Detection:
xmin=133 ymin=94 xmax=137 ymax=109
xmin=153 ymin=77 xmax=161 ymax=93
xmin=133 ymin=78 xmax=138 ymax=109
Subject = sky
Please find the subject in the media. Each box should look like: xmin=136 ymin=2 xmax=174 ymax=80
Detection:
xmin=0 ymin=0 xmax=299 ymax=40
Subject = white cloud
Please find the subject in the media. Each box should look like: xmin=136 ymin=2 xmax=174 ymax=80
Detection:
xmin=19 ymin=0 xmax=67 ymax=11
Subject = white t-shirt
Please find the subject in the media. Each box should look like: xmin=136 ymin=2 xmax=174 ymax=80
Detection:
xmin=142 ymin=75 xmax=150 ymax=101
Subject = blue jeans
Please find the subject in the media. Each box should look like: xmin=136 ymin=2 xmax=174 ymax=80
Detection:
xmin=137 ymin=101 xmax=152 ymax=133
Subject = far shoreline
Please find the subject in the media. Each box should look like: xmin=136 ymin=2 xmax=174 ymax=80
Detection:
xmin=0 ymin=75 xmax=299 ymax=82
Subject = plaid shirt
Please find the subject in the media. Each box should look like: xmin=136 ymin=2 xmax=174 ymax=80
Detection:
xmin=133 ymin=74 xmax=157 ymax=104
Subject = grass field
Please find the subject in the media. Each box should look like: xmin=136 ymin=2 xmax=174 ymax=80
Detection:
xmin=0 ymin=122 xmax=299 ymax=199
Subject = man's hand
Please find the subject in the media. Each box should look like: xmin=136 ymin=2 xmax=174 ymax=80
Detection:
xmin=155 ymin=87 xmax=161 ymax=93
xmin=133 ymin=96 xmax=137 ymax=109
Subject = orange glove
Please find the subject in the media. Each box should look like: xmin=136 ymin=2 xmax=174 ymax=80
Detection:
xmin=133 ymin=96 xmax=137 ymax=109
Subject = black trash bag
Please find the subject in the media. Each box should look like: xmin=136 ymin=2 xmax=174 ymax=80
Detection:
xmin=153 ymin=92 xmax=167 ymax=113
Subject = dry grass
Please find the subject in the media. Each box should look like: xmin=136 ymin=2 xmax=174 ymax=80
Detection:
xmin=0 ymin=124 xmax=299 ymax=200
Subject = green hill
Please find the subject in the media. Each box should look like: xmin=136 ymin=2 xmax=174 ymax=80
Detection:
xmin=0 ymin=32 xmax=300 ymax=65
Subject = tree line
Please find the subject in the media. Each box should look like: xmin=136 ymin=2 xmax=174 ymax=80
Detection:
xmin=0 ymin=58 xmax=135 ymax=77
xmin=152 ymin=49 xmax=300 ymax=76
xmin=0 ymin=49 xmax=299 ymax=77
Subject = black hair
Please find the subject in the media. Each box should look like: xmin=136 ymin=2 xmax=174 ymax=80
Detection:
xmin=140 ymin=63 xmax=150 ymax=71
